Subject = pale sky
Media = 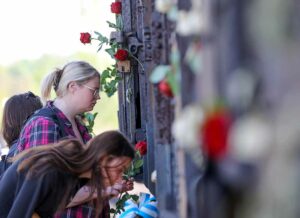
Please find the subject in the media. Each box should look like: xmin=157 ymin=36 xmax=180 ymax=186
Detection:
xmin=0 ymin=0 xmax=114 ymax=65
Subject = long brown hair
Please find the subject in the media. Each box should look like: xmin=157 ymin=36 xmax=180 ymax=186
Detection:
xmin=15 ymin=130 xmax=135 ymax=215
xmin=1 ymin=92 xmax=42 ymax=147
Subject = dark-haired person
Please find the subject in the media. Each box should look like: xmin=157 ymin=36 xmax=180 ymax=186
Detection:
xmin=0 ymin=92 xmax=42 ymax=178
xmin=0 ymin=130 xmax=134 ymax=218
xmin=15 ymin=61 xmax=110 ymax=217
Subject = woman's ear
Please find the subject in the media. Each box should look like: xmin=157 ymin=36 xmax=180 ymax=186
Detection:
xmin=68 ymin=81 xmax=78 ymax=94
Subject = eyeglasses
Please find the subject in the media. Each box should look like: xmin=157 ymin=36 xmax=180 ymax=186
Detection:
xmin=82 ymin=84 xmax=100 ymax=98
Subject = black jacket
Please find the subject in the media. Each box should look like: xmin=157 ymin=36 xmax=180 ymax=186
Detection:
xmin=0 ymin=160 xmax=79 ymax=218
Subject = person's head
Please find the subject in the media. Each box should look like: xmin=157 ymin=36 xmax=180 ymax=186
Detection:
xmin=87 ymin=130 xmax=135 ymax=188
xmin=1 ymin=92 xmax=42 ymax=147
xmin=41 ymin=61 xmax=101 ymax=113
xmin=16 ymin=130 xmax=134 ymax=214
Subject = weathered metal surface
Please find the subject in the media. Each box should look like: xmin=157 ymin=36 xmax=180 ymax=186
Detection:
xmin=117 ymin=0 xmax=178 ymax=214
xmin=148 ymin=2 xmax=180 ymax=216
xmin=110 ymin=31 xmax=125 ymax=44
xmin=118 ymin=0 xmax=154 ymax=188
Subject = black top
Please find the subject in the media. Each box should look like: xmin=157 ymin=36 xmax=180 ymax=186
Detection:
xmin=0 ymin=140 xmax=18 ymax=180
xmin=0 ymin=160 xmax=82 ymax=218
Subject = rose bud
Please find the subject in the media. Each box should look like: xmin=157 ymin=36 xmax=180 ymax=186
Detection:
xmin=135 ymin=141 xmax=147 ymax=156
xmin=114 ymin=49 xmax=129 ymax=61
xmin=111 ymin=2 xmax=122 ymax=14
xmin=158 ymin=80 xmax=173 ymax=98
xmin=80 ymin=32 xmax=91 ymax=44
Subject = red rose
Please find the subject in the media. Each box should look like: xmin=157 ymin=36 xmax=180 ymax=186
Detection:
xmin=158 ymin=80 xmax=173 ymax=97
xmin=111 ymin=2 xmax=122 ymax=14
xmin=135 ymin=141 xmax=147 ymax=156
xmin=201 ymin=110 xmax=231 ymax=161
xmin=114 ymin=49 xmax=129 ymax=61
xmin=80 ymin=32 xmax=91 ymax=44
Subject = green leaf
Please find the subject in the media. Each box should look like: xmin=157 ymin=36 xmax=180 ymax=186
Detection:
xmin=106 ymin=88 xmax=117 ymax=97
xmin=90 ymin=120 xmax=94 ymax=127
xmin=115 ymin=75 xmax=122 ymax=81
xmin=133 ymin=159 xmax=143 ymax=169
xmin=136 ymin=150 xmax=142 ymax=158
xmin=106 ymin=21 xmax=118 ymax=30
xmin=94 ymin=31 xmax=109 ymax=43
xmin=166 ymin=72 xmax=179 ymax=96
xmin=85 ymin=113 xmax=93 ymax=121
xmin=110 ymin=43 xmax=119 ymax=51
xmin=150 ymin=65 xmax=171 ymax=83
xmin=116 ymin=15 xmax=123 ymax=30
xmin=110 ymin=208 xmax=116 ymax=213
xmin=105 ymin=48 xmax=116 ymax=58
xmin=131 ymin=194 xmax=139 ymax=202
xmin=83 ymin=112 xmax=98 ymax=135
xmin=109 ymin=80 xmax=118 ymax=87
xmin=111 ymin=67 xmax=117 ymax=76
xmin=93 ymin=112 xmax=98 ymax=119
xmin=101 ymin=70 xmax=110 ymax=79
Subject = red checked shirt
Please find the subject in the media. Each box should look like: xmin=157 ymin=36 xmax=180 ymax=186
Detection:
xmin=17 ymin=101 xmax=91 ymax=152
xmin=16 ymin=101 xmax=109 ymax=218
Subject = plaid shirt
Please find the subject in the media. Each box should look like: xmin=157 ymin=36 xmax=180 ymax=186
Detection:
xmin=16 ymin=101 xmax=110 ymax=218
xmin=17 ymin=101 xmax=92 ymax=152
xmin=54 ymin=202 xmax=110 ymax=218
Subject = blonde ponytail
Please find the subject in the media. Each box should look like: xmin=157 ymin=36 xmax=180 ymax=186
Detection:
xmin=40 ymin=70 xmax=57 ymax=105
xmin=40 ymin=61 xmax=100 ymax=105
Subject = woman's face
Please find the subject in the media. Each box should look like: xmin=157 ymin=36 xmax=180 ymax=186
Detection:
xmin=75 ymin=76 xmax=100 ymax=113
xmin=101 ymin=156 xmax=132 ymax=187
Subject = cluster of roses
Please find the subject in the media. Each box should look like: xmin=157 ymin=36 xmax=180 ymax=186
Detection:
xmin=80 ymin=32 xmax=127 ymax=61
xmin=80 ymin=1 xmax=129 ymax=62
xmin=109 ymin=0 xmax=129 ymax=63
xmin=80 ymin=1 xmax=133 ymax=97
xmin=81 ymin=1 xmax=174 ymax=99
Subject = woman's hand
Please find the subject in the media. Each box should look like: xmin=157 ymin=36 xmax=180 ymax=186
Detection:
xmin=119 ymin=178 xmax=134 ymax=192
xmin=102 ymin=184 xmax=122 ymax=198
xmin=102 ymin=178 xmax=134 ymax=198
xmin=69 ymin=178 xmax=135 ymax=205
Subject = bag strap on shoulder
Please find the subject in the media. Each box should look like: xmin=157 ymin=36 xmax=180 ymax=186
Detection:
xmin=31 ymin=107 xmax=68 ymax=138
